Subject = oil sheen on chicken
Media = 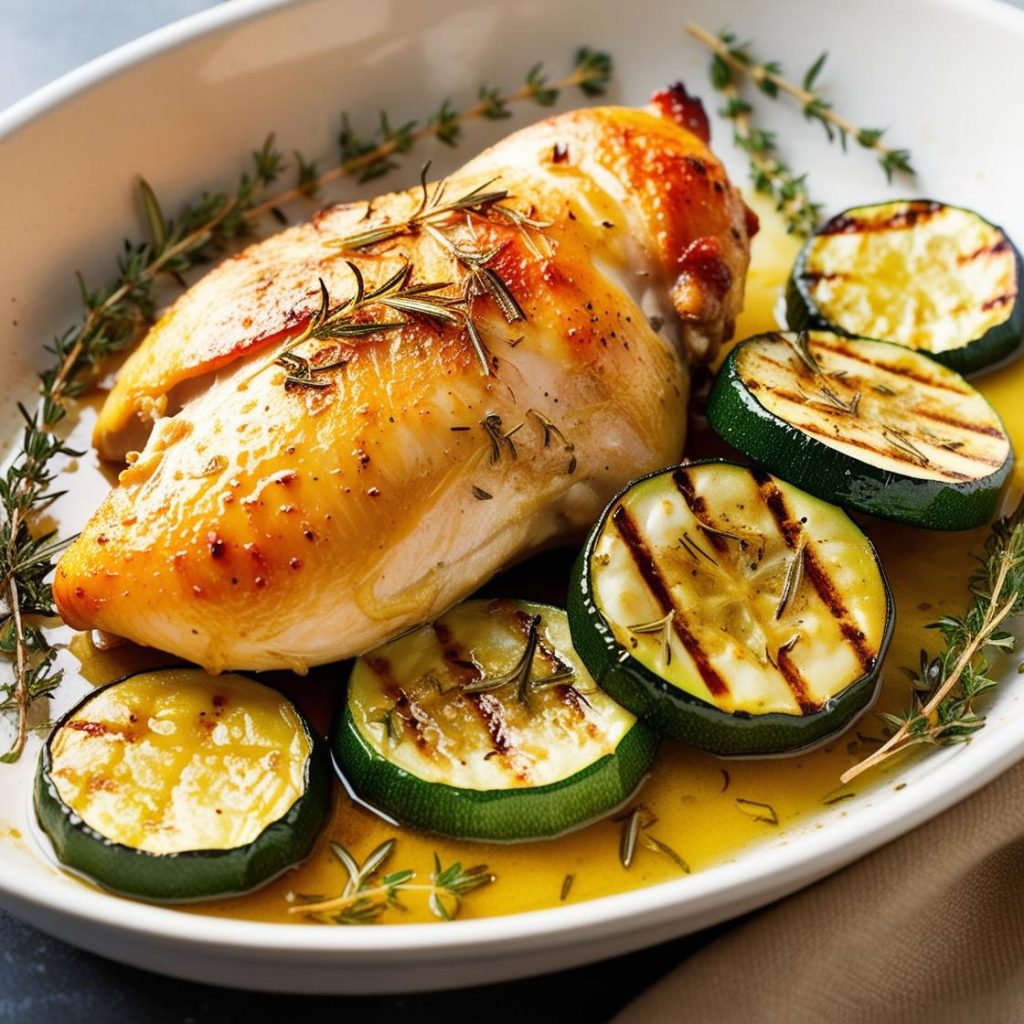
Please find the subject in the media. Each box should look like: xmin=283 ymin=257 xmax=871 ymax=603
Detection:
xmin=54 ymin=85 xmax=755 ymax=672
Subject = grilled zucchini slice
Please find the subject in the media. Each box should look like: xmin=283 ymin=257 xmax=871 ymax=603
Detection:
xmin=707 ymin=330 xmax=1013 ymax=530
xmin=334 ymin=599 xmax=657 ymax=841
xmin=787 ymin=200 xmax=1024 ymax=375
xmin=568 ymin=460 xmax=893 ymax=756
xmin=34 ymin=668 xmax=330 ymax=902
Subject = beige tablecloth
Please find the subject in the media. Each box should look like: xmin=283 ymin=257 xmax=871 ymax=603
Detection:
xmin=616 ymin=760 xmax=1024 ymax=1024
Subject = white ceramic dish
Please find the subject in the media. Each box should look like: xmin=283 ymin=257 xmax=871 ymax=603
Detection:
xmin=1 ymin=0 xmax=1023 ymax=995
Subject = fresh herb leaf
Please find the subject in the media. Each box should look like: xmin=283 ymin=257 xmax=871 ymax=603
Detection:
xmin=291 ymin=841 xmax=493 ymax=924
xmin=843 ymin=500 xmax=1024 ymax=782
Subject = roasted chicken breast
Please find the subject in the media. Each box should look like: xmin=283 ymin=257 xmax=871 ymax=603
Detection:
xmin=55 ymin=86 xmax=755 ymax=672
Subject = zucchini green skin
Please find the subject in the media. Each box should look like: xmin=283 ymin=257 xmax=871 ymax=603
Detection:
xmin=706 ymin=336 xmax=1013 ymax=531
xmin=332 ymin=702 xmax=657 ymax=842
xmin=33 ymin=671 xmax=331 ymax=903
xmin=566 ymin=461 xmax=893 ymax=758
xmin=786 ymin=201 xmax=1024 ymax=376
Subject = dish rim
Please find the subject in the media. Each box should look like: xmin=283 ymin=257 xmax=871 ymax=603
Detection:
xmin=1 ymin=0 xmax=1023 ymax=958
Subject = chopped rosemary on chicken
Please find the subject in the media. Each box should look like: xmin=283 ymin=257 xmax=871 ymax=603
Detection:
xmin=270 ymin=263 xmax=459 ymax=387
xmin=330 ymin=165 xmax=548 ymax=253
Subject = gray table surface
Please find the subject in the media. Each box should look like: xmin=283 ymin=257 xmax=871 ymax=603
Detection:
xmin=1 ymin=1 xmax=1020 ymax=1021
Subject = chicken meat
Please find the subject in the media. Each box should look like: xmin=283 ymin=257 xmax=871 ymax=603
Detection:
xmin=55 ymin=85 xmax=755 ymax=672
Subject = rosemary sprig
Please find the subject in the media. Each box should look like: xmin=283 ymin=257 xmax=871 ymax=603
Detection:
xmin=616 ymin=805 xmax=688 ymax=872
xmin=782 ymin=331 xmax=822 ymax=375
xmin=882 ymin=426 xmax=930 ymax=467
xmin=270 ymin=263 xmax=459 ymax=387
xmin=842 ymin=502 xmax=1024 ymax=783
xmin=775 ymin=539 xmax=806 ymax=620
xmin=293 ymin=193 xmax=530 ymax=384
xmin=815 ymin=385 xmax=861 ymax=417
xmin=626 ymin=610 xmax=675 ymax=665
xmin=462 ymin=614 xmax=574 ymax=707
xmin=784 ymin=332 xmax=861 ymax=415
xmin=687 ymin=24 xmax=914 ymax=182
xmin=0 ymin=48 xmax=612 ymax=761
xmin=289 ymin=839 xmax=494 ymax=923
xmin=481 ymin=414 xmax=524 ymax=464
xmin=423 ymin=222 xmax=527 ymax=370
xmin=619 ymin=806 xmax=644 ymax=868
xmin=679 ymin=531 xmax=718 ymax=566
xmin=331 ymin=165 xmax=547 ymax=253
xmin=735 ymin=797 xmax=779 ymax=826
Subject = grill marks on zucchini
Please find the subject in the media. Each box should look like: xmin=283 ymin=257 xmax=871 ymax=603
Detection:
xmin=669 ymin=467 xmax=823 ymax=711
xmin=787 ymin=200 xmax=1024 ymax=374
xmin=746 ymin=334 xmax=1001 ymax=482
xmin=431 ymin=621 xmax=518 ymax=761
xmin=818 ymin=200 xmax=945 ymax=237
xmin=753 ymin=469 xmax=875 ymax=675
xmin=610 ymin=504 xmax=730 ymax=699
xmin=708 ymin=331 xmax=1012 ymax=529
xmin=596 ymin=464 xmax=885 ymax=715
xmin=334 ymin=600 xmax=657 ymax=841
xmin=568 ymin=461 xmax=892 ymax=756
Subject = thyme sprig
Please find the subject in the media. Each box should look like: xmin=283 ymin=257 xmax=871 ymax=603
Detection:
xmin=0 ymin=139 xmax=292 ymax=760
xmin=0 ymin=410 xmax=79 ymax=758
xmin=0 ymin=47 xmax=612 ymax=756
xmin=687 ymin=24 xmax=913 ymax=181
xmin=842 ymin=502 xmax=1024 ymax=784
xmin=289 ymin=839 xmax=494 ymax=923
xmin=319 ymin=47 xmax=613 ymax=191
xmin=711 ymin=79 xmax=822 ymax=237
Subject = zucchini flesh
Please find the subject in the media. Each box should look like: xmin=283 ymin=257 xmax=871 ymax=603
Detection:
xmin=708 ymin=330 xmax=1012 ymax=529
xmin=35 ymin=668 xmax=330 ymax=901
xmin=335 ymin=599 xmax=657 ymax=841
xmin=568 ymin=460 xmax=893 ymax=756
xmin=787 ymin=200 xmax=1023 ymax=374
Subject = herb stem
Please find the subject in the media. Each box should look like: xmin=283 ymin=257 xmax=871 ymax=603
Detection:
xmin=289 ymin=882 xmax=450 ymax=916
xmin=685 ymin=22 xmax=912 ymax=179
xmin=4 ymin=579 xmax=28 ymax=758
xmin=841 ymin=551 xmax=1019 ymax=784
xmin=718 ymin=80 xmax=821 ymax=237
xmin=246 ymin=64 xmax=601 ymax=221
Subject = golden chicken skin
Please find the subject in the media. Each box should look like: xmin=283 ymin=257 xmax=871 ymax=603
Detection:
xmin=55 ymin=85 xmax=755 ymax=672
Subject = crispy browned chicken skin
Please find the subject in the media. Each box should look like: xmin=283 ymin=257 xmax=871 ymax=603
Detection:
xmin=55 ymin=87 xmax=754 ymax=672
